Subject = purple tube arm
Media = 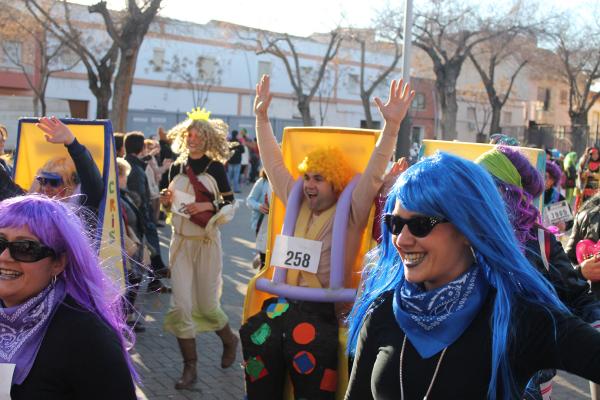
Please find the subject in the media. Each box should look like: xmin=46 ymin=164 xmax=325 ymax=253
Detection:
xmin=273 ymin=178 xmax=304 ymax=283
xmin=329 ymin=175 xmax=360 ymax=289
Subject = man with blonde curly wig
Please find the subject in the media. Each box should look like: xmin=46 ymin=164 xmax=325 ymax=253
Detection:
xmin=159 ymin=114 xmax=239 ymax=390
xmin=239 ymin=75 xmax=414 ymax=400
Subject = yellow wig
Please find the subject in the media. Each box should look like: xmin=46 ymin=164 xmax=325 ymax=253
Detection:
xmin=297 ymin=147 xmax=354 ymax=193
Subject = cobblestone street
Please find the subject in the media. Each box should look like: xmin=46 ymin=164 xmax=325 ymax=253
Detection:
xmin=129 ymin=185 xmax=594 ymax=400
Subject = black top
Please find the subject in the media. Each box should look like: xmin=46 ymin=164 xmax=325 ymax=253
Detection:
xmin=164 ymin=155 xmax=234 ymax=206
xmin=11 ymin=296 xmax=136 ymax=400
xmin=345 ymin=291 xmax=600 ymax=400
xmin=228 ymin=141 xmax=244 ymax=165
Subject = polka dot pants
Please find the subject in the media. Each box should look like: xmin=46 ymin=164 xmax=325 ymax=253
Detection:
xmin=240 ymin=297 xmax=339 ymax=400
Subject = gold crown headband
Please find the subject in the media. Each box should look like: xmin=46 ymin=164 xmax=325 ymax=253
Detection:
xmin=187 ymin=107 xmax=211 ymax=121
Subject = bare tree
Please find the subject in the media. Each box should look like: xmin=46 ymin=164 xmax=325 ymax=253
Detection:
xmin=22 ymin=0 xmax=161 ymax=128
xmin=379 ymin=0 xmax=524 ymax=140
xmin=468 ymin=31 xmax=532 ymax=135
xmin=461 ymin=88 xmax=492 ymax=140
xmin=241 ymin=28 xmax=343 ymax=126
xmin=89 ymin=0 xmax=162 ymax=131
xmin=549 ymin=17 xmax=600 ymax=152
xmin=315 ymin=66 xmax=337 ymax=125
xmin=0 ymin=2 xmax=79 ymax=115
xmin=349 ymin=28 xmax=403 ymax=129
xmin=162 ymin=54 xmax=224 ymax=109
xmin=22 ymin=0 xmax=118 ymax=118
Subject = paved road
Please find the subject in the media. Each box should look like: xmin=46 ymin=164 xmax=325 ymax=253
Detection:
xmin=130 ymin=184 xmax=593 ymax=400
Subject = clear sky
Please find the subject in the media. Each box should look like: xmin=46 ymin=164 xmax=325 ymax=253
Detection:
xmin=72 ymin=0 xmax=596 ymax=37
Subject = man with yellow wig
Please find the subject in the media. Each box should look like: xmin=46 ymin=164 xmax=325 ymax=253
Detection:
xmin=239 ymin=75 xmax=414 ymax=399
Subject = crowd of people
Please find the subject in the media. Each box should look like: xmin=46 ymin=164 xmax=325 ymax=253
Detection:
xmin=1 ymin=74 xmax=600 ymax=400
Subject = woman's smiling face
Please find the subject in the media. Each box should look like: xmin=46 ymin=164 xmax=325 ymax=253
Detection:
xmin=391 ymin=200 xmax=473 ymax=290
xmin=0 ymin=225 xmax=65 ymax=307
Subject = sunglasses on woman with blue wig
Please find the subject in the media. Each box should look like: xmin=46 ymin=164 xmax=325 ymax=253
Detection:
xmin=0 ymin=237 xmax=57 ymax=262
xmin=383 ymin=213 xmax=448 ymax=238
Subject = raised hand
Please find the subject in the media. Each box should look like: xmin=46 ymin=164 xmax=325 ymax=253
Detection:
xmin=374 ymin=79 xmax=415 ymax=127
xmin=254 ymin=74 xmax=273 ymax=121
xmin=36 ymin=116 xmax=75 ymax=145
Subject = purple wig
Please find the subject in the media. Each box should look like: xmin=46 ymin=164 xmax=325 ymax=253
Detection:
xmin=0 ymin=195 xmax=138 ymax=381
xmin=546 ymin=161 xmax=562 ymax=186
xmin=493 ymin=146 xmax=544 ymax=244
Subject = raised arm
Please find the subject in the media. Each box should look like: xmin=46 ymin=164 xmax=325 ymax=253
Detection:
xmin=350 ymin=79 xmax=415 ymax=226
xmin=254 ymin=75 xmax=294 ymax=204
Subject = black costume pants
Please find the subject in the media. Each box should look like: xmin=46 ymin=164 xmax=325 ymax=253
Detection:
xmin=240 ymin=297 xmax=339 ymax=400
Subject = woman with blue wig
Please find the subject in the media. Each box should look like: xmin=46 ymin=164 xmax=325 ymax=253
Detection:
xmin=344 ymin=152 xmax=600 ymax=399
xmin=0 ymin=195 xmax=137 ymax=399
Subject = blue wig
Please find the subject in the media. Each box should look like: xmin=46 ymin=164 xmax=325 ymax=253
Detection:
xmin=346 ymin=152 xmax=566 ymax=399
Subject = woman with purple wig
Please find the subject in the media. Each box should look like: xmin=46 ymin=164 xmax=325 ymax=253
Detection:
xmin=476 ymin=146 xmax=600 ymax=400
xmin=0 ymin=195 xmax=137 ymax=399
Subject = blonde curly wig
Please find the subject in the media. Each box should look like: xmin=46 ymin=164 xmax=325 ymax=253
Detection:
xmin=297 ymin=147 xmax=354 ymax=193
xmin=167 ymin=118 xmax=233 ymax=164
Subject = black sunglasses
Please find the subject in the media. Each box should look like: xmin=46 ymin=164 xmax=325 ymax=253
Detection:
xmin=0 ymin=238 xmax=57 ymax=262
xmin=383 ymin=213 xmax=448 ymax=238
xmin=36 ymin=176 xmax=64 ymax=188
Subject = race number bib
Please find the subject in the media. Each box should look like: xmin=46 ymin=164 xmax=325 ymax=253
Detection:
xmin=543 ymin=200 xmax=573 ymax=226
xmin=0 ymin=363 xmax=15 ymax=400
xmin=271 ymin=235 xmax=322 ymax=274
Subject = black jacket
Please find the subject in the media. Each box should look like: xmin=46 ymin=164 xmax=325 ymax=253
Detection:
xmin=67 ymin=138 xmax=104 ymax=213
xmin=566 ymin=195 xmax=600 ymax=296
xmin=526 ymin=231 xmax=600 ymax=323
xmin=124 ymin=154 xmax=151 ymax=216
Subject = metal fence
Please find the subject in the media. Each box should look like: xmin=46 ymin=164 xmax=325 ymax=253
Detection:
xmin=522 ymin=124 xmax=600 ymax=155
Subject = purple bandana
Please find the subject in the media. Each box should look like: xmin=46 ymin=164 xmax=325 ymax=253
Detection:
xmin=0 ymin=279 xmax=66 ymax=384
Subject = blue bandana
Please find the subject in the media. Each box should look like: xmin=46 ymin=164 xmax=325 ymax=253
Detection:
xmin=393 ymin=264 xmax=489 ymax=358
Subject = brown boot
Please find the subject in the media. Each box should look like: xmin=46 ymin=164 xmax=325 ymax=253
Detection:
xmin=175 ymin=338 xmax=197 ymax=390
xmin=215 ymin=324 xmax=239 ymax=368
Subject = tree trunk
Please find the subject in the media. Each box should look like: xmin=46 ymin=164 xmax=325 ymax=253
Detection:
xmin=434 ymin=62 xmax=461 ymax=141
xmin=361 ymin=94 xmax=375 ymax=129
xmin=95 ymin=88 xmax=112 ymax=119
xmin=298 ymin=97 xmax=313 ymax=126
xmin=439 ymin=88 xmax=458 ymax=140
xmin=571 ymin=113 xmax=589 ymax=154
xmin=32 ymin=96 xmax=40 ymax=117
xmin=40 ymin=96 xmax=47 ymax=116
xmin=111 ymin=48 xmax=140 ymax=132
xmin=489 ymin=102 xmax=502 ymax=135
